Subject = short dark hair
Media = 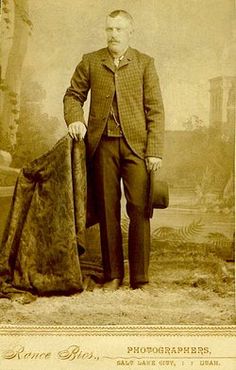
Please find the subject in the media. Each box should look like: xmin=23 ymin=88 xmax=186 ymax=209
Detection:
xmin=108 ymin=10 xmax=134 ymax=25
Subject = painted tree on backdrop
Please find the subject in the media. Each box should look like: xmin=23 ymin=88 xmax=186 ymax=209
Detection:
xmin=0 ymin=0 xmax=32 ymax=154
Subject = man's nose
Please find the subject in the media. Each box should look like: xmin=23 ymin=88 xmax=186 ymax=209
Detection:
xmin=111 ymin=28 xmax=118 ymax=38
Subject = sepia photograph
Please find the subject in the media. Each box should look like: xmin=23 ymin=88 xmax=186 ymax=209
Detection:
xmin=0 ymin=0 xmax=235 ymax=369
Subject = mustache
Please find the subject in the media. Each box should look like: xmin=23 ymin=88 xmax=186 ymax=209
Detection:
xmin=109 ymin=39 xmax=120 ymax=42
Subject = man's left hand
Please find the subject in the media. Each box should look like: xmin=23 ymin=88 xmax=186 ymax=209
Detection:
xmin=145 ymin=157 xmax=162 ymax=172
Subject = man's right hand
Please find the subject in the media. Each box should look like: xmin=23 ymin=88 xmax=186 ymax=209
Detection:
xmin=68 ymin=121 xmax=87 ymax=141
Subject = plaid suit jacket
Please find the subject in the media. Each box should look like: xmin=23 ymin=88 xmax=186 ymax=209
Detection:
xmin=63 ymin=47 xmax=165 ymax=159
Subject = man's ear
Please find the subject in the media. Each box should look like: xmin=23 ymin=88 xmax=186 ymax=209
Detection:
xmin=129 ymin=28 xmax=134 ymax=38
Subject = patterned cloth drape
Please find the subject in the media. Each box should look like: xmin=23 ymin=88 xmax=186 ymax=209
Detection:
xmin=0 ymin=135 xmax=103 ymax=300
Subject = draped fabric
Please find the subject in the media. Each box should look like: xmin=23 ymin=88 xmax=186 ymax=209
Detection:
xmin=0 ymin=135 xmax=103 ymax=301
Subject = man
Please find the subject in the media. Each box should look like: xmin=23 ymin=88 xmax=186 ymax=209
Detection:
xmin=63 ymin=10 xmax=165 ymax=291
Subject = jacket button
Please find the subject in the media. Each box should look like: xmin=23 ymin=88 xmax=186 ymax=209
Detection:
xmin=106 ymin=95 xmax=110 ymax=98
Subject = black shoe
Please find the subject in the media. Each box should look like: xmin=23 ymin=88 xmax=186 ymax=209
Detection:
xmin=131 ymin=283 xmax=152 ymax=292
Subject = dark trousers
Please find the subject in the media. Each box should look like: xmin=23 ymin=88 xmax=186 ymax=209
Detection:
xmin=92 ymin=136 xmax=150 ymax=286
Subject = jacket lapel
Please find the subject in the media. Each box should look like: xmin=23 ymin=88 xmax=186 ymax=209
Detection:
xmin=100 ymin=47 xmax=134 ymax=73
xmin=101 ymin=48 xmax=116 ymax=73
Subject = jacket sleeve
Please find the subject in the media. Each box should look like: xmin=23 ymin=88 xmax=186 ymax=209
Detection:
xmin=143 ymin=57 xmax=165 ymax=158
xmin=63 ymin=54 xmax=90 ymax=126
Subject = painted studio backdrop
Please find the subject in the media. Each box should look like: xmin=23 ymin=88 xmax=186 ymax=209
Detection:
xmin=0 ymin=0 xmax=235 ymax=325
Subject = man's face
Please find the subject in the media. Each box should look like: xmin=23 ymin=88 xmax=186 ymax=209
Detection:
xmin=106 ymin=15 xmax=133 ymax=55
